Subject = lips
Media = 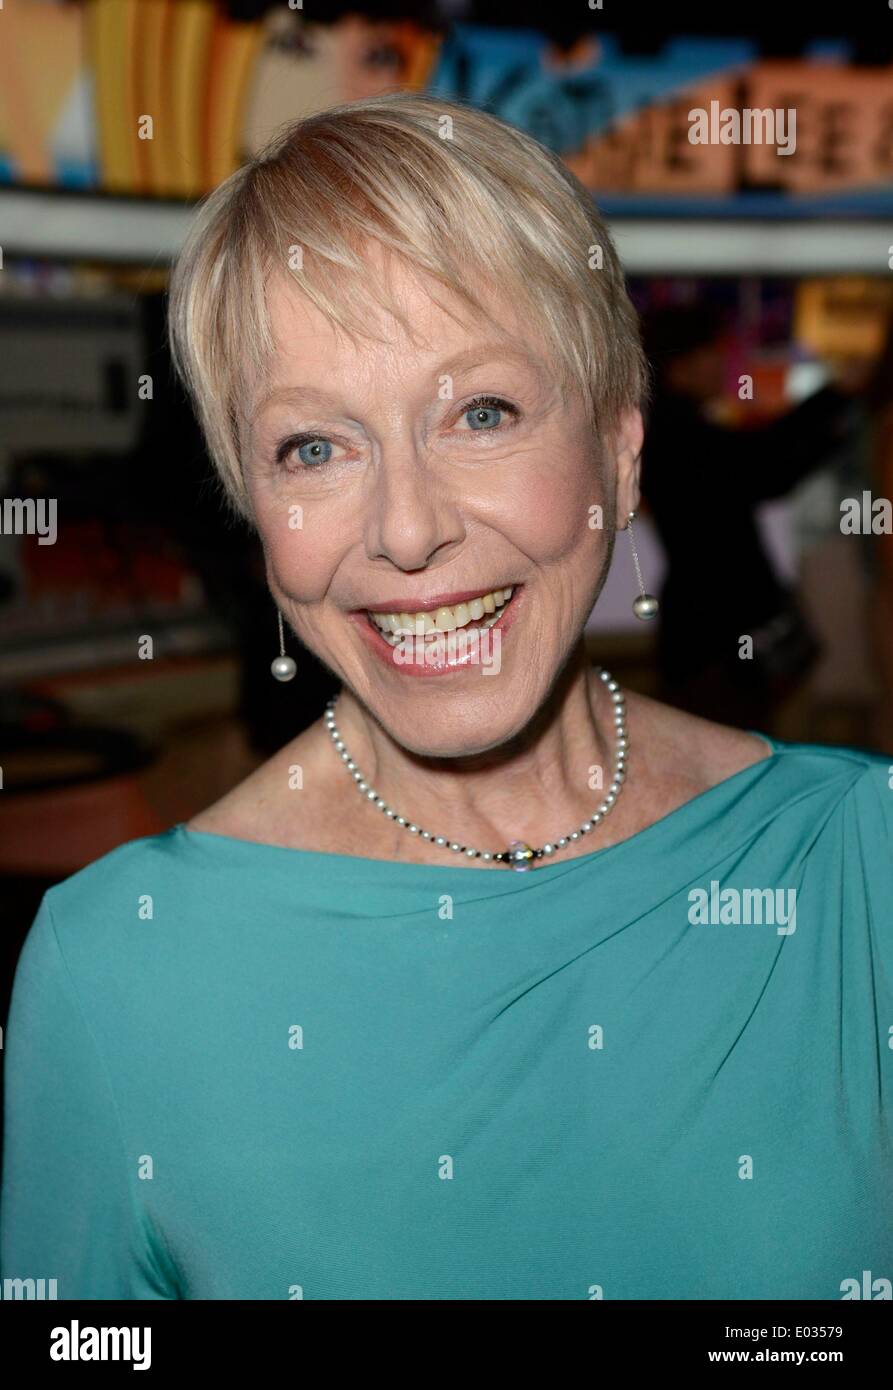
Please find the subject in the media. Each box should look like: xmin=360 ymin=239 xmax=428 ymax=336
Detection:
xmin=358 ymin=586 xmax=517 ymax=614
xmin=350 ymin=584 xmax=523 ymax=676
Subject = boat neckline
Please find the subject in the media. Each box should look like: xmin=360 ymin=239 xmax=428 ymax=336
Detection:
xmin=171 ymin=732 xmax=780 ymax=879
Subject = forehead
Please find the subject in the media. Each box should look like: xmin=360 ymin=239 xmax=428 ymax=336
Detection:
xmin=256 ymin=250 xmax=551 ymax=408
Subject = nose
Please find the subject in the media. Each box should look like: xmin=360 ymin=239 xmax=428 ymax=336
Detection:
xmin=363 ymin=447 xmax=466 ymax=571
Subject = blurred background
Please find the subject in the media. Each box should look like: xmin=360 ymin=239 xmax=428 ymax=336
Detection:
xmin=1 ymin=0 xmax=893 ymax=998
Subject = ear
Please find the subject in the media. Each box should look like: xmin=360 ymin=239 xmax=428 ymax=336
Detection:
xmin=611 ymin=408 xmax=644 ymax=529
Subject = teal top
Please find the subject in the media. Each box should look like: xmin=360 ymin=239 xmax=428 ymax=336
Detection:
xmin=2 ymin=735 xmax=893 ymax=1301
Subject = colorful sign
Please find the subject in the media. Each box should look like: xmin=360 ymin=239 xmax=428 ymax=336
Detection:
xmin=2 ymin=7 xmax=892 ymax=216
xmin=430 ymin=31 xmax=893 ymax=215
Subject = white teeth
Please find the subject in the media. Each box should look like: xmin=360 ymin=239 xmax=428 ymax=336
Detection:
xmin=368 ymin=586 xmax=515 ymax=644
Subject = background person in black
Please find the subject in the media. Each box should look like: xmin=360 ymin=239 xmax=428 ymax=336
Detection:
xmin=639 ymin=305 xmax=860 ymax=732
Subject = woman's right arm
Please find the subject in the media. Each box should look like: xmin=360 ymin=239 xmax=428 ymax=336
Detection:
xmin=0 ymin=896 xmax=175 ymax=1300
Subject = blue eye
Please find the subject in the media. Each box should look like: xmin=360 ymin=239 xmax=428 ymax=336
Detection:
xmin=466 ymin=405 xmax=502 ymax=429
xmin=461 ymin=395 xmax=517 ymax=431
xmin=296 ymin=438 xmax=332 ymax=467
xmin=275 ymin=435 xmax=335 ymax=469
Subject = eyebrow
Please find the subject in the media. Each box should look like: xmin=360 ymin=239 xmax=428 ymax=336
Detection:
xmin=435 ymin=343 xmax=549 ymax=379
xmin=249 ymin=342 xmax=549 ymax=420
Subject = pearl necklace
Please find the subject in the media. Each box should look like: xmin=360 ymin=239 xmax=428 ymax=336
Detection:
xmin=323 ymin=667 xmax=628 ymax=870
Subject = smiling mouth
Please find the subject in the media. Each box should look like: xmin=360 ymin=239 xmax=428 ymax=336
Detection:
xmin=365 ymin=586 xmax=515 ymax=646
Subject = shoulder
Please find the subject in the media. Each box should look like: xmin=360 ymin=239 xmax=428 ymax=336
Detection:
xmin=5 ymin=826 xmax=191 ymax=1073
xmin=626 ymin=690 xmax=892 ymax=823
xmin=32 ymin=826 xmax=189 ymax=982
xmin=184 ymin=715 xmax=350 ymax=852
xmin=625 ymin=691 xmax=774 ymax=792
xmin=760 ymin=730 xmax=892 ymax=810
xmin=43 ymin=825 xmax=184 ymax=911
xmin=783 ymin=736 xmax=893 ymax=832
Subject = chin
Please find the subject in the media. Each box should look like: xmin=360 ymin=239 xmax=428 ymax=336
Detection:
xmin=361 ymin=664 xmax=553 ymax=758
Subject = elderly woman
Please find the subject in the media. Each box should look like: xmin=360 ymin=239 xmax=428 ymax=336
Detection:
xmin=2 ymin=93 xmax=892 ymax=1302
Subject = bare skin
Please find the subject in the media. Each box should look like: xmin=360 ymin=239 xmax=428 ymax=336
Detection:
xmin=186 ymin=659 xmax=772 ymax=868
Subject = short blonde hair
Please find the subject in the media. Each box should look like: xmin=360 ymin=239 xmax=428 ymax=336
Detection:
xmin=167 ymin=90 xmax=646 ymax=525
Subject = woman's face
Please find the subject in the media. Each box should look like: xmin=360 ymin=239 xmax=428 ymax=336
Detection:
xmin=244 ymin=250 xmax=642 ymax=757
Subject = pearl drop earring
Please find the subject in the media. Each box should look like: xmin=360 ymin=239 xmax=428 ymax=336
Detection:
xmin=627 ymin=511 xmax=659 ymax=620
xmin=271 ymin=608 xmax=297 ymax=682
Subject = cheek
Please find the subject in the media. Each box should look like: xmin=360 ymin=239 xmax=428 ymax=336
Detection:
xmin=508 ymin=451 xmax=606 ymax=564
xmin=258 ymin=516 xmax=345 ymax=604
